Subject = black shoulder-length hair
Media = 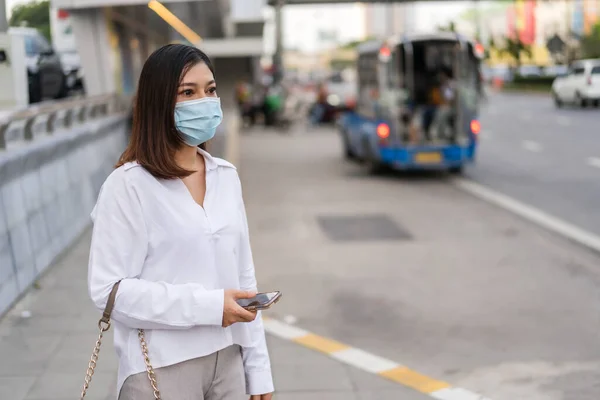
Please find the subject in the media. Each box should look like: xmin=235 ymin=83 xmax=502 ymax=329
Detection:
xmin=116 ymin=44 xmax=215 ymax=179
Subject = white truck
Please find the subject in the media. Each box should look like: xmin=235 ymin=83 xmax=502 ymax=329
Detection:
xmin=551 ymin=59 xmax=600 ymax=108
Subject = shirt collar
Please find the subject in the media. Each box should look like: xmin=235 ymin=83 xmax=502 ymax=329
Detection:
xmin=197 ymin=147 xmax=218 ymax=171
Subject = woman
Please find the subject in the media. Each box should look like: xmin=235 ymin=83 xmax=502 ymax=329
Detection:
xmin=88 ymin=44 xmax=274 ymax=400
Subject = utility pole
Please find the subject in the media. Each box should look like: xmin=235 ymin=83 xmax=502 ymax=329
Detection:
xmin=272 ymin=0 xmax=284 ymax=84
xmin=387 ymin=0 xmax=394 ymax=36
xmin=473 ymin=0 xmax=481 ymax=41
xmin=0 ymin=0 xmax=8 ymax=33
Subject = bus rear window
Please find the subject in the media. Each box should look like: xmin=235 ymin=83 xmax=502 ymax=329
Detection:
xmin=592 ymin=66 xmax=600 ymax=74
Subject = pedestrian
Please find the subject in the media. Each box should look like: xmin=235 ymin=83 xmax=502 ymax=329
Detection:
xmin=85 ymin=44 xmax=274 ymax=400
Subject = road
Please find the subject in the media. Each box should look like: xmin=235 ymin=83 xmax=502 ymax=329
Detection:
xmin=240 ymin=123 xmax=600 ymax=400
xmin=469 ymin=92 xmax=600 ymax=237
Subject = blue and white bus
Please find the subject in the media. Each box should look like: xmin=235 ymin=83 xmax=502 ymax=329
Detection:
xmin=338 ymin=32 xmax=485 ymax=174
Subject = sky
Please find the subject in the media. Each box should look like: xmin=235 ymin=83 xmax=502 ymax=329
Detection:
xmin=5 ymin=0 xmax=22 ymax=17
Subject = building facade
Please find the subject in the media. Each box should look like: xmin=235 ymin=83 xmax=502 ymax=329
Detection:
xmin=49 ymin=0 xmax=265 ymax=107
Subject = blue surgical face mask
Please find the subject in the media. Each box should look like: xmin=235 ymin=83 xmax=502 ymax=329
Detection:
xmin=174 ymin=97 xmax=223 ymax=147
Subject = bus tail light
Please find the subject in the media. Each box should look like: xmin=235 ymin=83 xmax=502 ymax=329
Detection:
xmin=377 ymin=123 xmax=390 ymax=139
xmin=470 ymin=120 xmax=481 ymax=135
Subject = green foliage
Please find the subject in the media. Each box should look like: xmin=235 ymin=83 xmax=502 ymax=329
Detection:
xmin=513 ymin=76 xmax=554 ymax=86
xmin=483 ymin=37 xmax=496 ymax=60
xmin=498 ymin=36 xmax=532 ymax=67
xmin=580 ymin=23 xmax=600 ymax=59
xmin=438 ymin=21 xmax=456 ymax=33
xmin=9 ymin=1 xmax=51 ymax=42
xmin=504 ymin=76 xmax=553 ymax=93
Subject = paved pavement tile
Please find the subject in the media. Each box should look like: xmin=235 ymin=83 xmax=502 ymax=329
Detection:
xmin=0 ymin=231 xmax=429 ymax=400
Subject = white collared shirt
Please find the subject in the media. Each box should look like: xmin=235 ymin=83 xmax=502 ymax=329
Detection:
xmin=88 ymin=148 xmax=273 ymax=397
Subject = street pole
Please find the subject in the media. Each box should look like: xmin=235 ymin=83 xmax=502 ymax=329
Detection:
xmin=473 ymin=0 xmax=481 ymax=42
xmin=387 ymin=0 xmax=394 ymax=36
xmin=272 ymin=0 xmax=284 ymax=84
xmin=0 ymin=0 xmax=8 ymax=33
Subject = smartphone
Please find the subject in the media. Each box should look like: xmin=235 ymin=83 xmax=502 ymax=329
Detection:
xmin=236 ymin=291 xmax=282 ymax=311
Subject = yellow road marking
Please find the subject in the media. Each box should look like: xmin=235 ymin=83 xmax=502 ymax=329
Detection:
xmin=293 ymin=334 xmax=349 ymax=354
xmin=379 ymin=366 xmax=451 ymax=393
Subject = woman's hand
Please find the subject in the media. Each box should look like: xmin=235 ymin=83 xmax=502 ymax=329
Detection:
xmin=250 ymin=394 xmax=273 ymax=400
xmin=222 ymin=289 xmax=258 ymax=327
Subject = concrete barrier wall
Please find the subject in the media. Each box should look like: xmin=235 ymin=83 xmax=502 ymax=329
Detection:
xmin=0 ymin=115 xmax=129 ymax=316
xmin=0 ymin=108 xmax=238 ymax=317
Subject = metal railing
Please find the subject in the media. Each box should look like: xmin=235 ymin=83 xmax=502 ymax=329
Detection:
xmin=0 ymin=94 xmax=132 ymax=150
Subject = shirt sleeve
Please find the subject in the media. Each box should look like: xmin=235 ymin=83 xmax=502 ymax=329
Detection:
xmin=87 ymin=168 xmax=224 ymax=330
xmin=236 ymin=176 xmax=274 ymax=395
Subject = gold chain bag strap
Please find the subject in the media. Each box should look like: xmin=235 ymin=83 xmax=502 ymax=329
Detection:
xmin=80 ymin=281 xmax=162 ymax=400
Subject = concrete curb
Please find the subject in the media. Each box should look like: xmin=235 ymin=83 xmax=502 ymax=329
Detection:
xmin=263 ymin=317 xmax=491 ymax=400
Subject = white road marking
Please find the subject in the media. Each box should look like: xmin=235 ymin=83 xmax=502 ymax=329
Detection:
xmin=556 ymin=116 xmax=571 ymax=127
xmin=586 ymin=157 xmax=600 ymax=168
xmin=454 ymin=179 xmax=600 ymax=254
xmin=522 ymin=140 xmax=542 ymax=152
xmin=431 ymin=388 xmax=492 ymax=400
xmin=262 ymin=318 xmax=308 ymax=339
xmin=332 ymin=348 xmax=400 ymax=374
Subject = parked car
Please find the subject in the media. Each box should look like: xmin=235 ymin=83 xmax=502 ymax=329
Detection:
xmin=8 ymin=27 xmax=68 ymax=103
xmin=551 ymin=59 xmax=600 ymax=108
xmin=59 ymin=50 xmax=84 ymax=92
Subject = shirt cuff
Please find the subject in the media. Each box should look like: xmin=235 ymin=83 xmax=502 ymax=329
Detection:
xmin=246 ymin=369 xmax=274 ymax=395
xmin=194 ymin=288 xmax=224 ymax=326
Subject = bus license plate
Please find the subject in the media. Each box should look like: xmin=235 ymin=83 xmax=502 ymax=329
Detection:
xmin=415 ymin=152 xmax=442 ymax=164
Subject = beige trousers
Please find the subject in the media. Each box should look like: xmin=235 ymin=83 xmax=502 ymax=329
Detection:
xmin=119 ymin=345 xmax=246 ymax=400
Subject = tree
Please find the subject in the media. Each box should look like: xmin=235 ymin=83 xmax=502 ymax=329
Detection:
xmin=484 ymin=36 xmax=497 ymax=60
xmin=580 ymin=23 xmax=600 ymax=59
xmin=9 ymin=1 xmax=51 ymax=42
xmin=438 ymin=21 xmax=457 ymax=33
xmin=498 ymin=36 xmax=532 ymax=69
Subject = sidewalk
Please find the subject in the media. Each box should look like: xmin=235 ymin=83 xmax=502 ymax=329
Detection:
xmin=0 ymin=232 xmax=427 ymax=400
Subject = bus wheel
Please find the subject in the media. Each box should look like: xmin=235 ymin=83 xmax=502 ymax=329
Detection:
xmin=342 ymin=131 xmax=355 ymax=160
xmin=363 ymin=139 xmax=385 ymax=174
xmin=449 ymin=165 xmax=464 ymax=175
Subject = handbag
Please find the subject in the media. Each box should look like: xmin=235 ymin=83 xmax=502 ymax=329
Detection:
xmin=80 ymin=281 xmax=162 ymax=400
